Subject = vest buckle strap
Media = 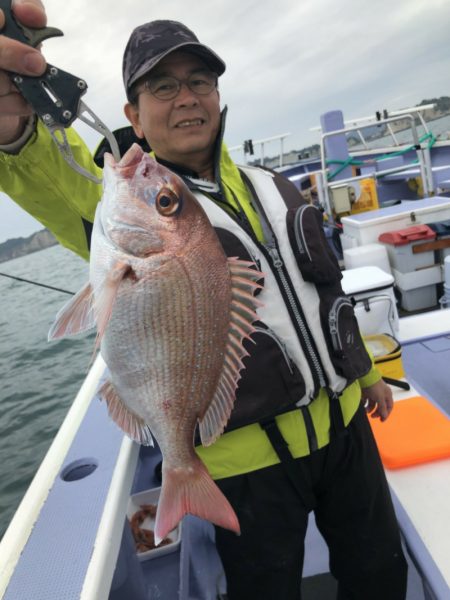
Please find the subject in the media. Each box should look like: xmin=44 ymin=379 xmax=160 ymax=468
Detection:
xmin=327 ymin=389 xmax=348 ymax=438
xmin=259 ymin=417 xmax=315 ymax=510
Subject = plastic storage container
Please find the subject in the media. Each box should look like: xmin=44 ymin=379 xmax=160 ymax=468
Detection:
xmin=363 ymin=333 xmax=404 ymax=380
xmin=378 ymin=224 xmax=436 ymax=273
xmin=341 ymin=266 xmax=399 ymax=335
xmin=428 ymin=219 xmax=450 ymax=261
xmin=343 ymin=243 xmax=392 ymax=274
xmin=340 ymin=197 xmax=450 ymax=249
xmin=392 ymin=265 xmax=441 ymax=311
xmin=127 ymin=487 xmax=182 ymax=562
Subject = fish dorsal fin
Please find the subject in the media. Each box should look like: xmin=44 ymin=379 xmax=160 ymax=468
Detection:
xmin=98 ymin=380 xmax=154 ymax=446
xmin=48 ymin=281 xmax=96 ymax=340
xmin=199 ymin=257 xmax=263 ymax=446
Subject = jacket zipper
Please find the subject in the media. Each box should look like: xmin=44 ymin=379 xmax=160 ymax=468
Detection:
xmin=263 ymin=241 xmax=328 ymax=391
xmin=234 ymin=169 xmax=329 ymax=394
xmin=184 ymin=150 xmax=330 ymax=396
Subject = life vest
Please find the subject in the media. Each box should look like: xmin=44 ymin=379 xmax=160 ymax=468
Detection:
xmin=186 ymin=164 xmax=372 ymax=434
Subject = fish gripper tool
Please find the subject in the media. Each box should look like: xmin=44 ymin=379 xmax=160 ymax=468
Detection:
xmin=0 ymin=0 xmax=120 ymax=183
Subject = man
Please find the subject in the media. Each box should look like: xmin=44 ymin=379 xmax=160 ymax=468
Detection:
xmin=0 ymin=3 xmax=407 ymax=599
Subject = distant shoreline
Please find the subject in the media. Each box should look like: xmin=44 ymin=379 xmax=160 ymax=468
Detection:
xmin=0 ymin=229 xmax=58 ymax=264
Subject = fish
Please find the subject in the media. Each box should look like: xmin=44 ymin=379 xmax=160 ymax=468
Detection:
xmin=48 ymin=143 xmax=263 ymax=544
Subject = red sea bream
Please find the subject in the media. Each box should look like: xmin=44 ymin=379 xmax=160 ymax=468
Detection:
xmin=49 ymin=144 xmax=263 ymax=544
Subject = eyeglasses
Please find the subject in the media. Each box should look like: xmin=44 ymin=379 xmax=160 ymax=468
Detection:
xmin=139 ymin=70 xmax=218 ymax=101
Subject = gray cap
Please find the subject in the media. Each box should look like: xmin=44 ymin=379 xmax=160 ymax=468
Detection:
xmin=123 ymin=20 xmax=226 ymax=98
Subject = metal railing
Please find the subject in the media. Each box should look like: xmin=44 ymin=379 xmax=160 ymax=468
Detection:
xmin=310 ymin=104 xmax=436 ymax=144
xmin=317 ymin=113 xmax=436 ymax=220
xmin=229 ymin=132 xmax=291 ymax=168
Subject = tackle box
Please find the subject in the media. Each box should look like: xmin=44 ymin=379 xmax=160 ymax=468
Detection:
xmin=378 ymin=224 xmax=436 ymax=273
xmin=377 ymin=224 xmax=443 ymax=311
xmin=392 ymin=265 xmax=442 ymax=311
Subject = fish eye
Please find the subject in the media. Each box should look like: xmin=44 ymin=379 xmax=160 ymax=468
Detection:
xmin=155 ymin=187 xmax=181 ymax=216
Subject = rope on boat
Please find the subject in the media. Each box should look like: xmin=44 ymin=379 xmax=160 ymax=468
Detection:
xmin=0 ymin=271 xmax=75 ymax=295
xmin=326 ymin=131 xmax=437 ymax=181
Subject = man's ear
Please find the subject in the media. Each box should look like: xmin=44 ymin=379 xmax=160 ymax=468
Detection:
xmin=124 ymin=102 xmax=144 ymax=139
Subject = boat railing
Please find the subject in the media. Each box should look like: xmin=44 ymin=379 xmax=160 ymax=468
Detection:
xmin=229 ymin=132 xmax=291 ymax=168
xmin=311 ymin=104 xmax=436 ymax=149
xmin=317 ymin=114 xmax=435 ymax=220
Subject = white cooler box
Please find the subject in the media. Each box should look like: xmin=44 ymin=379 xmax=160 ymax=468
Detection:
xmin=341 ymin=266 xmax=399 ymax=336
xmin=393 ymin=265 xmax=442 ymax=311
xmin=340 ymin=197 xmax=450 ymax=249
xmin=378 ymin=224 xmax=436 ymax=273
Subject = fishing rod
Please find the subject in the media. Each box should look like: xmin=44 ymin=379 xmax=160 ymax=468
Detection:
xmin=0 ymin=271 xmax=75 ymax=295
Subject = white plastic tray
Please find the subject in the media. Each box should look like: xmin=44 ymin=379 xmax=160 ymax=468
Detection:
xmin=127 ymin=486 xmax=182 ymax=561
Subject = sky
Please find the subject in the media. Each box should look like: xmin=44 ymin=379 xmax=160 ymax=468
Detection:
xmin=0 ymin=0 xmax=449 ymax=242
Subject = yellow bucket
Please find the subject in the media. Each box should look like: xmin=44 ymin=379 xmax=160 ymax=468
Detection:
xmin=364 ymin=333 xmax=405 ymax=380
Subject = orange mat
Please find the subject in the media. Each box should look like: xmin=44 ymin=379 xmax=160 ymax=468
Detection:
xmin=369 ymin=396 xmax=450 ymax=469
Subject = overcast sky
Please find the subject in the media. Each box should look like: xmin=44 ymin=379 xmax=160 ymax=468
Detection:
xmin=0 ymin=0 xmax=449 ymax=243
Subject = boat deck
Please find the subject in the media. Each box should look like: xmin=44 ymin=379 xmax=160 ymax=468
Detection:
xmin=1 ymin=313 xmax=450 ymax=599
xmin=388 ymin=320 xmax=450 ymax=600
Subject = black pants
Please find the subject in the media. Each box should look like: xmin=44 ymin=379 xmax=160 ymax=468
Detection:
xmin=214 ymin=404 xmax=408 ymax=600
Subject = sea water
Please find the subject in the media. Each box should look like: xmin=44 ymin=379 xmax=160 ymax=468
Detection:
xmin=0 ymin=245 xmax=94 ymax=539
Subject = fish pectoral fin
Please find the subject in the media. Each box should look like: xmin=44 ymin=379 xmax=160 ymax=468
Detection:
xmin=48 ymin=281 xmax=96 ymax=341
xmin=94 ymin=261 xmax=135 ymax=349
xmin=98 ymin=380 xmax=154 ymax=446
xmin=198 ymin=257 xmax=264 ymax=447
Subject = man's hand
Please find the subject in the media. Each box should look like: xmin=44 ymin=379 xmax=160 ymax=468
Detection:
xmin=0 ymin=0 xmax=47 ymax=144
xmin=361 ymin=378 xmax=394 ymax=422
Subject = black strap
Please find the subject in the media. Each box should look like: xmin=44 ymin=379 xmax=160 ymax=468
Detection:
xmin=382 ymin=376 xmax=411 ymax=391
xmin=260 ymin=417 xmax=315 ymax=510
xmin=300 ymin=406 xmax=318 ymax=453
xmin=328 ymin=389 xmax=347 ymax=439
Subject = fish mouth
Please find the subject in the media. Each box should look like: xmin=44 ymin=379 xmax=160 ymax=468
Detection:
xmin=174 ymin=118 xmax=205 ymax=129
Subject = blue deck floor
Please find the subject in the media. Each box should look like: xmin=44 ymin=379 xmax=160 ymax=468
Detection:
xmin=402 ymin=333 xmax=450 ymax=414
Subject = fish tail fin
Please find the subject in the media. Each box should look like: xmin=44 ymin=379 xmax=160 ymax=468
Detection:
xmin=154 ymin=457 xmax=240 ymax=545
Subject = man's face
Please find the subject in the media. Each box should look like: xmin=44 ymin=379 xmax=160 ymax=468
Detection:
xmin=124 ymin=51 xmax=221 ymax=168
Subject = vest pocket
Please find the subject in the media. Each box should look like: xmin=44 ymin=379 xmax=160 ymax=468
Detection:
xmin=286 ymin=204 xmax=342 ymax=283
xmin=223 ymin=322 xmax=306 ymax=433
xmin=215 ymin=226 xmax=264 ymax=292
xmin=320 ymin=291 xmax=372 ymax=381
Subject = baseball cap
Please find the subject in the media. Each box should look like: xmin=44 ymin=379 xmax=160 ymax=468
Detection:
xmin=123 ymin=20 xmax=226 ymax=98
